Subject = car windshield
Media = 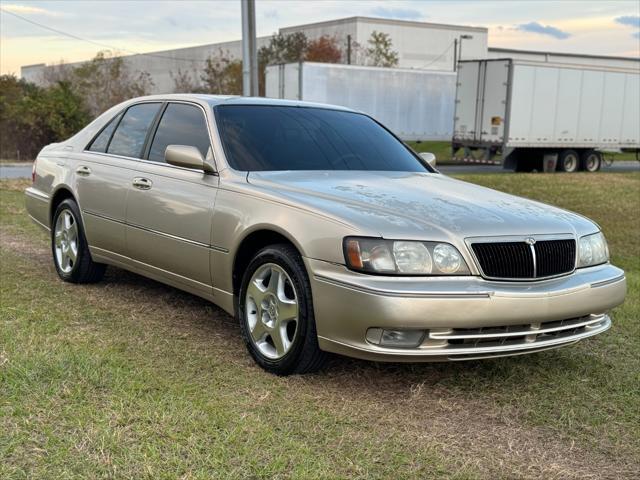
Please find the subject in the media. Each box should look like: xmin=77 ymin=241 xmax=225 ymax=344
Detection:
xmin=214 ymin=105 xmax=430 ymax=172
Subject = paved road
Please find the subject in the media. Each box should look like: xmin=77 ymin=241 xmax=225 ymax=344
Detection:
xmin=1 ymin=164 xmax=32 ymax=179
xmin=1 ymin=161 xmax=639 ymax=179
xmin=438 ymin=161 xmax=640 ymax=174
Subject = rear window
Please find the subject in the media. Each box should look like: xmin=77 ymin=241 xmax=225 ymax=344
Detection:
xmin=214 ymin=105 xmax=428 ymax=172
xmin=107 ymin=103 xmax=161 ymax=158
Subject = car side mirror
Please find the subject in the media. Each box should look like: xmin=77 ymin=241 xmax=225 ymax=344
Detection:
xmin=419 ymin=152 xmax=437 ymax=168
xmin=165 ymin=145 xmax=215 ymax=173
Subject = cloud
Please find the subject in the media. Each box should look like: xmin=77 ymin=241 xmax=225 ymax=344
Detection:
xmin=1 ymin=4 xmax=57 ymax=16
xmin=615 ymin=15 xmax=640 ymax=28
xmin=263 ymin=9 xmax=278 ymax=20
xmin=517 ymin=21 xmax=570 ymax=39
xmin=369 ymin=6 xmax=423 ymax=21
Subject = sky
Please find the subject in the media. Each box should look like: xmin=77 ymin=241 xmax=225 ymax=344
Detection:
xmin=1 ymin=0 xmax=639 ymax=75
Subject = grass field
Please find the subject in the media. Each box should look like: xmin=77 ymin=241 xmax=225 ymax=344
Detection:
xmin=1 ymin=174 xmax=639 ymax=479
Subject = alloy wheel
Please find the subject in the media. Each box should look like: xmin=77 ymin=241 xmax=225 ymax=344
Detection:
xmin=54 ymin=209 xmax=79 ymax=273
xmin=245 ymin=263 xmax=299 ymax=359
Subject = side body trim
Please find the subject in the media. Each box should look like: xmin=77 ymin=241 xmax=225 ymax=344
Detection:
xmin=313 ymin=274 xmax=493 ymax=299
xmin=83 ymin=209 xmax=229 ymax=253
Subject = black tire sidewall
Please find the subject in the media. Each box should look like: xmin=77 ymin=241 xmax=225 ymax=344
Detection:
xmin=51 ymin=199 xmax=88 ymax=282
xmin=582 ymin=151 xmax=602 ymax=172
xmin=559 ymin=150 xmax=579 ymax=173
xmin=237 ymin=245 xmax=314 ymax=374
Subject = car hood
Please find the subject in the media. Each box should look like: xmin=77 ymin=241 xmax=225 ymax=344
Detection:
xmin=247 ymin=171 xmax=598 ymax=241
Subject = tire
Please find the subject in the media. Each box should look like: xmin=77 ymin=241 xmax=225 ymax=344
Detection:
xmin=581 ymin=150 xmax=602 ymax=172
xmin=557 ymin=149 xmax=579 ymax=173
xmin=237 ymin=243 xmax=326 ymax=375
xmin=51 ymin=199 xmax=106 ymax=283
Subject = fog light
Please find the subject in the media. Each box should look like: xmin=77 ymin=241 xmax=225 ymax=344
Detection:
xmin=366 ymin=328 xmax=425 ymax=348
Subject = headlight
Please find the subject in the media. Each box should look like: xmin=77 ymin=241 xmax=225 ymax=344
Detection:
xmin=578 ymin=232 xmax=609 ymax=268
xmin=344 ymin=237 xmax=470 ymax=275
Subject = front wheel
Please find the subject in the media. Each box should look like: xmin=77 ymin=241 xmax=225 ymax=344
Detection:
xmin=51 ymin=199 xmax=106 ymax=283
xmin=237 ymin=244 xmax=326 ymax=375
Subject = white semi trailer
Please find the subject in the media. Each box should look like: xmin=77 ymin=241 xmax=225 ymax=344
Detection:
xmin=266 ymin=62 xmax=456 ymax=142
xmin=452 ymin=59 xmax=640 ymax=172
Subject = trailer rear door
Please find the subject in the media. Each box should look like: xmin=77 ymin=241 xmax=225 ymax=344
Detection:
xmin=478 ymin=60 xmax=510 ymax=144
xmin=453 ymin=61 xmax=480 ymax=142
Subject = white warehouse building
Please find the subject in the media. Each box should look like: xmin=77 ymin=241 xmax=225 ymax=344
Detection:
xmin=21 ymin=16 xmax=486 ymax=93
xmin=21 ymin=16 xmax=639 ymax=94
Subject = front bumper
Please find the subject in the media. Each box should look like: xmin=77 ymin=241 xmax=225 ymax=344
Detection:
xmin=306 ymin=259 xmax=626 ymax=362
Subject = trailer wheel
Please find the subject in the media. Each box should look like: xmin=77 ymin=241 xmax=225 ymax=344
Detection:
xmin=581 ymin=150 xmax=602 ymax=172
xmin=558 ymin=150 xmax=580 ymax=173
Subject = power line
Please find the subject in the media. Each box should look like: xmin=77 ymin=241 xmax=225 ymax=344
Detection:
xmin=0 ymin=7 xmax=211 ymax=63
xmin=417 ymin=41 xmax=455 ymax=69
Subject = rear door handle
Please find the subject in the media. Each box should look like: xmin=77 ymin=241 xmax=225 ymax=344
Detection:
xmin=76 ymin=165 xmax=91 ymax=176
xmin=132 ymin=177 xmax=152 ymax=190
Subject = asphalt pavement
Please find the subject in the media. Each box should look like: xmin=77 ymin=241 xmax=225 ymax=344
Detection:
xmin=1 ymin=161 xmax=639 ymax=179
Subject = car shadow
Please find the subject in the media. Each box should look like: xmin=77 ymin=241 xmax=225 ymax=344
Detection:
xmin=96 ymin=265 xmax=589 ymax=398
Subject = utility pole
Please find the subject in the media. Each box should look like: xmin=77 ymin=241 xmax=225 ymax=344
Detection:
xmin=241 ymin=0 xmax=258 ymax=96
xmin=453 ymin=38 xmax=458 ymax=71
xmin=346 ymin=34 xmax=352 ymax=65
xmin=455 ymin=34 xmax=473 ymax=72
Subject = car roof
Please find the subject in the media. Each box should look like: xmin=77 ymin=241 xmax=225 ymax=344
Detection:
xmin=128 ymin=94 xmax=356 ymax=112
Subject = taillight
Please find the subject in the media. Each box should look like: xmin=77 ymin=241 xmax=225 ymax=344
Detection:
xmin=32 ymin=159 xmax=37 ymax=183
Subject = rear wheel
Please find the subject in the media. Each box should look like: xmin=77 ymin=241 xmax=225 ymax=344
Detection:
xmin=558 ymin=149 xmax=579 ymax=173
xmin=51 ymin=199 xmax=106 ymax=283
xmin=237 ymin=244 xmax=326 ymax=375
xmin=581 ymin=150 xmax=602 ymax=172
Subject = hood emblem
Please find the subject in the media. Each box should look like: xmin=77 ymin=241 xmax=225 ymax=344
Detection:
xmin=525 ymin=237 xmax=536 ymax=245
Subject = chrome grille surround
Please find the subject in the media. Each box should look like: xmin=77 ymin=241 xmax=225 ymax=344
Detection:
xmin=424 ymin=314 xmax=610 ymax=360
xmin=466 ymin=234 xmax=577 ymax=281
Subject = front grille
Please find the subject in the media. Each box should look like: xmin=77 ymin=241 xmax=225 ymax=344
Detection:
xmin=471 ymin=239 xmax=576 ymax=280
xmin=534 ymin=239 xmax=576 ymax=277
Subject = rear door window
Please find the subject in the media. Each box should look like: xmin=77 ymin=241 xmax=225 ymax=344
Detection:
xmin=148 ymin=103 xmax=211 ymax=162
xmin=88 ymin=112 xmax=122 ymax=153
xmin=107 ymin=103 xmax=161 ymax=158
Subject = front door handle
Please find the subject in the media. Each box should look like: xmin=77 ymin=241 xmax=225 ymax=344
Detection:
xmin=76 ymin=165 xmax=91 ymax=176
xmin=132 ymin=177 xmax=152 ymax=190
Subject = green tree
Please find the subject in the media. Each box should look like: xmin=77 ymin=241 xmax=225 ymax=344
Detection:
xmin=71 ymin=51 xmax=154 ymax=117
xmin=259 ymin=32 xmax=309 ymax=66
xmin=0 ymin=75 xmax=89 ymax=160
xmin=200 ymin=50 xmax=243 ymax=95
xmin=43 ymin=50 xmax=154 ymax=117
xmin=258 ymin=32 xmax=309 ymax=95
xmin=170 ymin=69 xmax=201 ymax=93
xmin=365 ymin=31 xmax=399 ymax=67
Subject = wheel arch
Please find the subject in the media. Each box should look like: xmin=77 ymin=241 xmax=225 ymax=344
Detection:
xmin=49 ymin=185 xmax=77 ymax=225
xmin=232 ymin=226 xmax=305 ymax=297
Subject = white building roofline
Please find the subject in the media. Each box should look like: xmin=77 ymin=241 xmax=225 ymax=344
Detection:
xmin=488 ymin=47 xmax=640 ymax=63
xmin=279 ymin=16 xmax=487 ymax=34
